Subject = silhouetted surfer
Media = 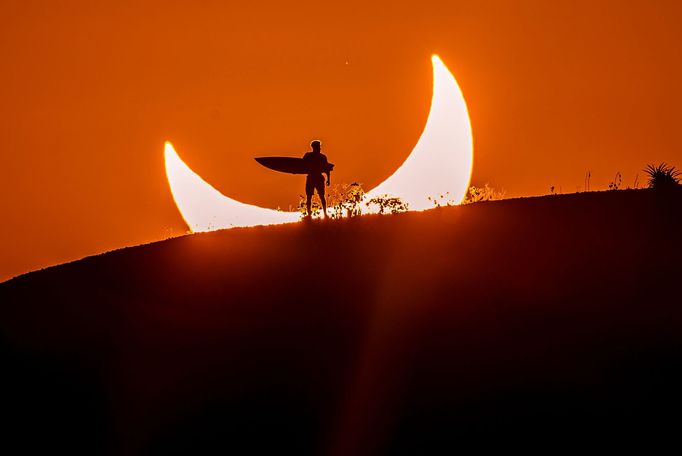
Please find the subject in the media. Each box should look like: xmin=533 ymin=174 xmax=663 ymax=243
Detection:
xmin=303 ymin=140 xmax=331 ymax=218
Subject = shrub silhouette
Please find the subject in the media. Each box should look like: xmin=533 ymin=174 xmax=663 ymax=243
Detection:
xmin=366 ymin=195 xmax=409 ymax=214
xmin=329 ymin=183 xmax=365 ymax=218
xmin=644 ymin=163 xmax=681 ymax=189
xmin=462 ymin=184 xmax=506 ymax=204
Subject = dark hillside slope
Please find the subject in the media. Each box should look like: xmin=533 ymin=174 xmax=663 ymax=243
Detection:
xmin=1 ymin=189 xmax=681 ymax=454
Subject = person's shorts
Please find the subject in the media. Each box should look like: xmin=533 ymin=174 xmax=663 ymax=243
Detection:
xmin=305 ymin=174 xmax=325 ymax=196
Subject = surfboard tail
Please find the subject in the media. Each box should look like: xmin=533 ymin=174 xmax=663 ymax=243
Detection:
xmin=255 ymin=156 xmax=310 ymax=175
xmin=255 ymin=156 xmax=334 ymax=175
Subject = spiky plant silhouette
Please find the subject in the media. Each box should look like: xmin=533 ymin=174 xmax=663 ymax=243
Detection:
xmin=644 ymin=163 xmax=681 ymax=189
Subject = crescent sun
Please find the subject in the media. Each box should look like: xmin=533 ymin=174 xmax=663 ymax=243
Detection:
xmin=164 ymin=55 xmax=474 ymax=232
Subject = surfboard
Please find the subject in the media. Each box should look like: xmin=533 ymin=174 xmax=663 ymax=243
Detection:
xmin=255 ymin=156 xmax=334 ymax=175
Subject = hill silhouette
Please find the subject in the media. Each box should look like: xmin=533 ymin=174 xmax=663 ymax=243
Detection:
xmin=1 ymin=189 xmax=681 ymax=454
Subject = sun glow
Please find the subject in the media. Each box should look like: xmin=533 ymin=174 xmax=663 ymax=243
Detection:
xmin=164 ymin=55 xmax=474 ymax=232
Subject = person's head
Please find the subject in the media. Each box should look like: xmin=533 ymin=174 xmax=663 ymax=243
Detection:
xmin=310 ymin=140 xmax=321 ymax=153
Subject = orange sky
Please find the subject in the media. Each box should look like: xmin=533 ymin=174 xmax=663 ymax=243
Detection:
xmin=2 ymin=0 xmax=681 ymax=281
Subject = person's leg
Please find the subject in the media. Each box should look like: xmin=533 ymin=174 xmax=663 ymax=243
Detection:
xmin=305 ymin=178 xmax=313 ymax=217
xmin=318 ymin=182 xmax=327 ymax=218
xmin=306 ymin=193 xmax=312 ymax=217
xmin=320 ymin=193 xmax=327 ymax=218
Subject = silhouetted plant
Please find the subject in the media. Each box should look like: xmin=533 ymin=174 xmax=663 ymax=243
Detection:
xmin=462 ymin=184 xmax=506 ymax=204
xmin=366 ymin=195 xmax=409 ymax=214
xmin=328 ymin=182 xmax=365 ymax=218
xmin=608 ymin=172 xmax=622 ymax=191
xmin=644 ymin=163 xmax=681 ymax=189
